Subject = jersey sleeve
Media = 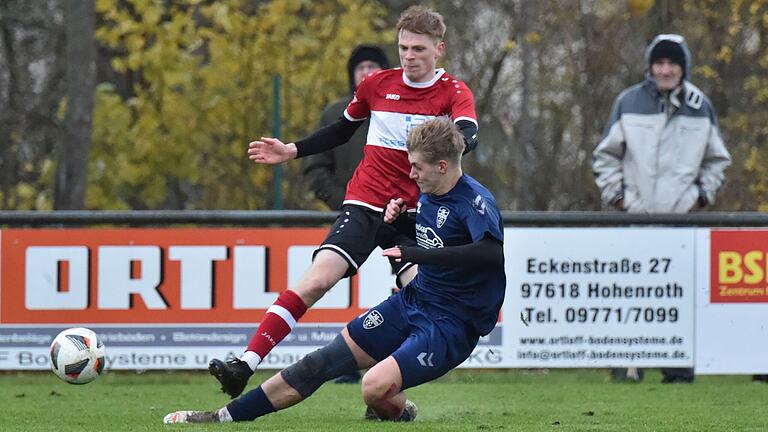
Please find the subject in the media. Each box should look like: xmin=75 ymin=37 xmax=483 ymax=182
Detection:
xmin=343 ymin=73 xmax=374 ymax=122
xmin=463 ymin=194 xmax=503 ymax=244
xmin=451 ymin=80 xmax=478 ymax=127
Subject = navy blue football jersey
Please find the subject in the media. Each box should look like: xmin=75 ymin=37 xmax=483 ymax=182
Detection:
xmin=409 ymin=174 xmax=505 ymax=335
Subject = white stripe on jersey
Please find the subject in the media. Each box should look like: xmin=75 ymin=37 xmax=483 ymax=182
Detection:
xmin=343 ymin=109 xmax=367 ymax=122
xmin=367 ymin=110 xmax=437 ymax=151
xmin=454 ymin=116 xmax=478 ymax=127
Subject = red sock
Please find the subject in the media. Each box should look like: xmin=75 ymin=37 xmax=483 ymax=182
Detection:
xmin=246 ymin=290 xmax=308 ymax=358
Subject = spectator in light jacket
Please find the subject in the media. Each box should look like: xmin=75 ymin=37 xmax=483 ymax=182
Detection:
xmin=593 ymin=34 xmax=731 ymax=384
xmin=593 ymin=34 xmax=731 ymax=214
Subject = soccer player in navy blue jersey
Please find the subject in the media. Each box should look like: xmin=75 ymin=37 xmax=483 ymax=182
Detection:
xmin=164 ymin=117 xmax=505 ymax=424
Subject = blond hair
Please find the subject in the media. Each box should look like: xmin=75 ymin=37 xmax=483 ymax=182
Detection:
xmin=406 ymin=117 xmax=464 ymax=165
xmin=396 ymin=5 xmax=446 ymax=42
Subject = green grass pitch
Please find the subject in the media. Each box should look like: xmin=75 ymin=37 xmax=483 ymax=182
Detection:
xmin=1 ymin=369 xmax=766 ymax=431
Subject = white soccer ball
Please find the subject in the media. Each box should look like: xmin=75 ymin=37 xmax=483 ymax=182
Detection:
xmin=49 ymin=327 xmax=106 ymax=385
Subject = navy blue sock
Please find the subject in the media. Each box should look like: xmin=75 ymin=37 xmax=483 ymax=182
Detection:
xmin=226 ymin=385 xmax=276 ymax=421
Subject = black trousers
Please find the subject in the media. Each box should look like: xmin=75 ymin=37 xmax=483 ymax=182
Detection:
xmin=612 ymin=367 xmax=694 ymax=383
xmin=660 ymin=367 xmax=694 ymax=383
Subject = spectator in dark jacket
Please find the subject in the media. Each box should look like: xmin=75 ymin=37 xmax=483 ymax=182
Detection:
xmin=303 ymin=45 xmax=390 ymax=210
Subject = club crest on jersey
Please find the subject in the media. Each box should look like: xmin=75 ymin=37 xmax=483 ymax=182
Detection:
xmin=363 ymin=310 xmax=384 ymax=329
xmin=436 ymin=206 xmax=449 ymax=228
xmin=473 ymin=194 xmax=487 ymax=215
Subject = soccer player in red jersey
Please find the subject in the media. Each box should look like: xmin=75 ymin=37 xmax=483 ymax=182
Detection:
xmin=208 ymin=5 xmax=480 ymax=399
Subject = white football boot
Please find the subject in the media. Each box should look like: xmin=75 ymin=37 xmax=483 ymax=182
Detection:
xmin=163 ymin=410 xmax=219 ymax=424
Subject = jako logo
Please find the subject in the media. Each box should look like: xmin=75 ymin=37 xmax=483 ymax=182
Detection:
xmin=385 ymin=93 xmax=400 ymax=100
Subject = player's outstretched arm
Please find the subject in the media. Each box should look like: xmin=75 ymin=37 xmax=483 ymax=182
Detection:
xmin=383 ymin=198 xmax=407 ymax=224
xmin=248 ymin=119 xmax=362 ymax=165
xmin=248 ymin=137 xmax=297 ymax=164
xmin=386 ymin=235 xmax=503 ymax=268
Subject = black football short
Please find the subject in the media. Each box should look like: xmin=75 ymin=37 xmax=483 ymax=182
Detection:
xmin=315 ymin=203 xmax=416 ymax=279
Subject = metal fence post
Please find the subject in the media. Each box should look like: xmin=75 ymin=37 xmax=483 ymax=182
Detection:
xmin=272 ymin=74 xmax=283 ymax=210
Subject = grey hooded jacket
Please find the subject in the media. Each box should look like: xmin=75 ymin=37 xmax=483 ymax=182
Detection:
xmin=592 ymin=34 xmax=731 ymax=213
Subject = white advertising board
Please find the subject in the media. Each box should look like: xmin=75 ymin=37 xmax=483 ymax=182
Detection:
xmin=6 ymin=226 xmax=768 ymax=373
xmin=503 ymin=228 xmax=695 ymax=368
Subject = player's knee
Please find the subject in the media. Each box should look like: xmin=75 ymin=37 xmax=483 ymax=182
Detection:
xmin=360 ymin=376 xmax=379 ymax=406
xmin=361 ymin=372 xmax=398 ymax=406
xmin=295 ymin=276 xmax=333 ymax=304
xmin=281 ymin=334 xmax=358 ymax=398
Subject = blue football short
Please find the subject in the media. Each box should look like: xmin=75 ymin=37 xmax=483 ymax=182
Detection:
xmin=347 ymin=285 xmax=479 ymax=390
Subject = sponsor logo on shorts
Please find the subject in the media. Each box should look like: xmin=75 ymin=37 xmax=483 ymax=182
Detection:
xmin=363 ymin=310 xmax=384 ymax=329
xmin=436 ymin=206 xmax=449 ymax=228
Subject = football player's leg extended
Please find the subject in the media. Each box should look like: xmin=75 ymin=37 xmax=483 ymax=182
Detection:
xmin=166 ymin=328 xmax=372 ymax=424
xmin=272 ymin=327 xmax=376 ymax=406
xmin=209 ymin=250 xmax=350 ymax=398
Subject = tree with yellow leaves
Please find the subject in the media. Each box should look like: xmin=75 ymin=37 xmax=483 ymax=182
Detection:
xmin=90 ymin=0 xmax=389 ymax=209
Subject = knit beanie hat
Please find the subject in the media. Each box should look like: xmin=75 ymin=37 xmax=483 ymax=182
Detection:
xmin=649 ymin=40 xmax=686 ymax=74
xmin=347 ymin=45 xmax=390 ymax=91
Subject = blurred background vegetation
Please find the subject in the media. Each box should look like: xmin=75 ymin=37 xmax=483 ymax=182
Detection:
xmin=1 ymin=0 xmax=767 ymax=211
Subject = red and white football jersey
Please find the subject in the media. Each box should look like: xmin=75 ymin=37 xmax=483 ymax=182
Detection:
xmin=342 ymin=68 xmax=477 ymax=211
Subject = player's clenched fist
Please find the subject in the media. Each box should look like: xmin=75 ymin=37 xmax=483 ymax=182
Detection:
xmin=247 ymin=137 xmax=298 ymax=164
xmin=384 ymin=198 xmax=406 ymax=224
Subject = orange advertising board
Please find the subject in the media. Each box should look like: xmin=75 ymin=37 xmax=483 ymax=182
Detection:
xmin=0 ymin=228 xmax=369 ymax=324
xmin=710 ymin=229 xmax=768 ymax=303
